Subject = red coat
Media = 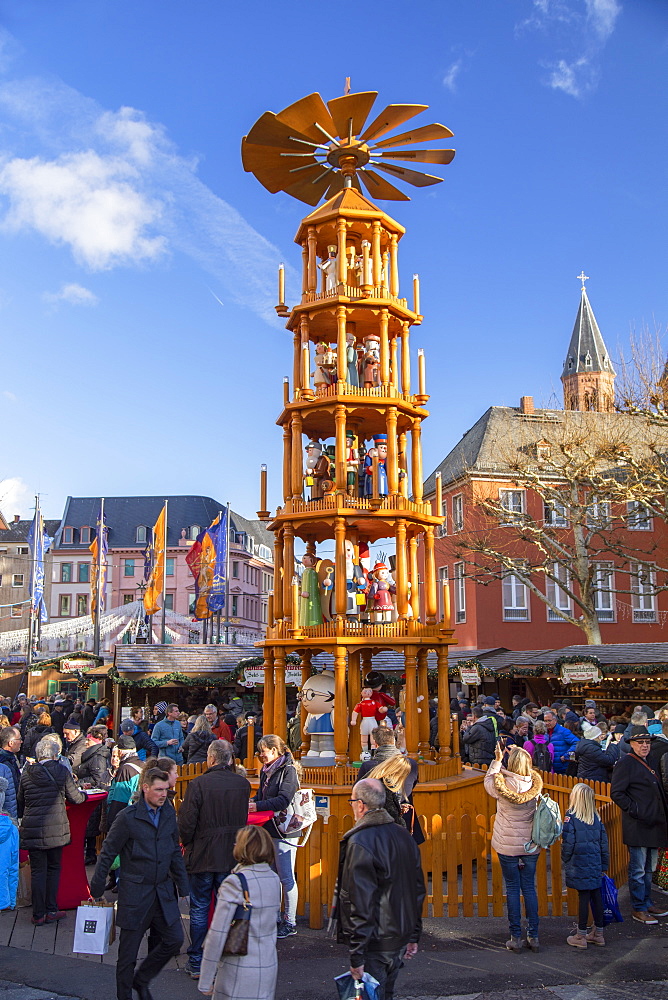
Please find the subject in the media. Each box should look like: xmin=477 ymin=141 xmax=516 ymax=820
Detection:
xmin=212 ymin=719 xmax=232 ymax=742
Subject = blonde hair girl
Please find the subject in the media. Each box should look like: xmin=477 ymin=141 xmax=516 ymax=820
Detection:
xmin=562 ymin=783 xmax=609 ymax=949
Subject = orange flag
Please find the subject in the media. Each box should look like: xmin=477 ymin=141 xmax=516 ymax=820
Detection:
xmin=144 ymin=504 xmax=166 ymax=616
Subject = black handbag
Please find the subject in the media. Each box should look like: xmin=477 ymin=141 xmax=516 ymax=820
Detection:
xmin=222 ymin=872 xmax=252 ymax=956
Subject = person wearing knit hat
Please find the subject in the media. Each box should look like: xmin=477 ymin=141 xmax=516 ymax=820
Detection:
xmin=149 ymin=702 xmax=168 ymax=734
xmin=574 ymin=724 xmax=619 ymax=784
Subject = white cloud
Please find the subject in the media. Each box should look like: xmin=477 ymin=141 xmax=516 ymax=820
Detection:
xmin=442 ymin=60 xmax=463 ymax=92
xmin=0 ymin=477 xmax=31 ymax=519
xmin=43 ymin=283 xmax=99 ymax=307
xmin=2 ymin=390 xmax=17 ymax=402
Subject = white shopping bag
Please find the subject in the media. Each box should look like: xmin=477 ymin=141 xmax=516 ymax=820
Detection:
xmin=275 ymin=788 xmax=317 ymax=844
xmin=73 ymin=901 xmax=116 ymax=955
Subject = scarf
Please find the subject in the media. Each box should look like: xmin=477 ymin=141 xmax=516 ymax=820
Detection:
xmin=262 ymin=753 xmax=287 ymax=778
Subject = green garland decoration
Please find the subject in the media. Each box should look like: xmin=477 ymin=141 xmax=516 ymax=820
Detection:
xmin=553 ymin=655 xmax=601 ymax=670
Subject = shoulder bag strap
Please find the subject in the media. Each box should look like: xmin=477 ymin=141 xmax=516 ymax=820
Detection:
xmin=236 ymin=871 xmax=252 ymax=907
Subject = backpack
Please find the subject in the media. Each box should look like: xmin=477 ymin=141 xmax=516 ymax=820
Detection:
xmin=525 ymin=792 xmax=563 ymax=852
xmin=530 ymin=741 xmax=552 ymax=772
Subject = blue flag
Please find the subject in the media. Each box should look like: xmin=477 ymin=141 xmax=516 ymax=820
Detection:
xmin=207 ymin=510 xmax=228 ymax=614
xmin=27 ymin=510 xmax=52 ymax=624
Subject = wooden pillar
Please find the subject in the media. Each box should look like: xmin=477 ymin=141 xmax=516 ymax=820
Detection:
xmin=401 ymin=322 xmax=411 ymax=394
xmin=404 ymin=646 xmax=419 ymax=757
xmin=395 ymin=519 xmax=408 ymax=618
xmin=417 ymin=649 xmax=430 ymax=755
xmin=425 ymin=525 xmax=437 ymax=622
xmin=244 ymin=719 xmax=256 ymax=774
xmin=291 ymin=412 xmax=303 ymax=499
xmin=307 ymin=226 xmax=317 ymax=292
xmin=398 ymin=433 xmax=408 ymax=498
xmin=283 ymin=525 xmax=294 ymax=622
xmin=293 ymin=332 xmax=301 ymax=392
xmin=273 ymin=531 xmax=284 ymax=619
xmin=371 ymin=221 xmax=382 ymax=288
xmin=437 ymin=648 xmax=451 ymax=760
xmin=360 ymin=648 xmax=372 ymax=684
xmin=336 ymin=218 xmax=347 ymax=286
xmin=263 ymin=649 xmax=275 ymax=736
xmin=409 ymin=534 xmax=420 ymax=619
xmin=390 ymin=333 xmax=399 ymax=390
xmin=282 ymin=423 xmax=291 ymax=504
xmin=389 ymin=234 xmax=399 ymax=297
xmin=334 ymin=646 xmax=348 ymax=765
xmin=411 ymin=418 xmax=423 ymax=502
xmin=300 ymin=650 xmax=312 ymax=756
xmin=334 ymin=517 xmax=347 ymax=618
xmin=301 ymin=240 xmax=308 ymax=295
xmin=335 ymin=404 xmax=347 ymax=492
xmin=273 ymin=650 xmax=286 ymax=739
xmin=386 ymin=406 xmax=398 ymax=495
xmin=336 ymin=305 xmax=347 ymax=386
xmin=347 ymin=649 xmax=362 ymax=729
xmin=379 ymin=309 xmax=390 ymax=386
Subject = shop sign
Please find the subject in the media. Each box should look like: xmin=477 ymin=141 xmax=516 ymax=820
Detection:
xmin=560 ymin=663 xmax=602 ymax=684
xmin=60 ymin=658 xmax=92 ymax=674
xmin=459 ymin=667 xmax=481 ymax=685
xmin=30 ymin=670 xmax=42 ymax=677
xmin=243 ymin=666 xmax=302 ymax=687
xmin=315 ymin=794 xmax=330 ymax=823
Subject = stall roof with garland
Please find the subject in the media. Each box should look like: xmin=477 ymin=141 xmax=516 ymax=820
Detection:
xmin=483 ymin=643 xmax=668 ymax=677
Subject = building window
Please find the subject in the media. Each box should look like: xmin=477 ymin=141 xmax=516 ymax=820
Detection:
xmin=78 ymin=563 xmax=90 ymax=583
xmin=594 ymin=562 xmax=615 ymax=621
xmin=123 ymin=559 xmax=135 ymax=577
xmin=80 ymin=526 xmax=91 ymax=544
xmin=164 ymin=593 xmax=174 ymax=611
xmin=76 ymin=594 xmax=88 ymax=616
xmin=259 ymin=544 xmax=271 ymax=561
xmin=12 ymin=574 xmax=24 ymax=588
xmin=166 ymin=557 xmax=175 ymax=577
xmin=545 ymin=501 xmax=568 ymax=527
xmin=438 ymin=566 xmax=449 ymax=619
xmin=502 ymin=572 xmax=529 ymax=621
xmin=122 ymin=593 xmax=134 ymax=605
xmin=62 ymin=526 xmax=74 ymax=544
xmin=136 ymin=525 xmax=148 ymax=544
xmin=536 ymin=442 xmax=551 ymax=461
xmin=17 ymin=546 xmax=29 ymax=555
xmin=546 ymin=563 xmax=571 ymax=620
xmin=11 ymin=605 xmax=22 ymax=618
xmin=587 ymin=500 xmax=611 ymax=528
xmin=627 ymin=501 xmax=652 ymax=531
xmin=232 ymin=561 xmax=239 ymax=578
xmin=189 ymin=525 xmax=200 ymax=541
xmin=61 ymin=563 xmax=72 ymax=583
xmin=499 ymin=489 xmax=525 ymax=524
xmin=631 ymin=565 xmax=657 ymax=622
xmin=188 ymin=593 xmax=196 ymax=614
xmin=452 ymin=494 xmax=464 ymax=532
xmin=454 ymin=562 xmax=466 ymax=623
xmin=59 ymin=594 xmax=72 ymax=617
xmin=231 ymin=596 xmax=238 ymax=617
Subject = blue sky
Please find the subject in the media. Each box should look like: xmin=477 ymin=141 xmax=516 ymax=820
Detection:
xmin=0 ymin=0 xmax=666 ymax=524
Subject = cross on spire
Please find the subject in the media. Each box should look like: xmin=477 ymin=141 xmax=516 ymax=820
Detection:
xmin=577 ymin=270 xmax=589 ymax=290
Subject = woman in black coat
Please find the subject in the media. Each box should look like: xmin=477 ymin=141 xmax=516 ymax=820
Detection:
xmin=22 ymin=713 xmax=55 ymax=758
xmin=18 ymin=737 xmax=86 ymax=924
xmin=181 ymin=715 xmax=216 ymax=765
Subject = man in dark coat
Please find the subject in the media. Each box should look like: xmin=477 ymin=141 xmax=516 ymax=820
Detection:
xmin=461 ymin=700 xmax=500 ymax=767
xmin=119 ymin=718 xmax=157 ymax=761
xmin=76 ymin=726 xmax=112 ymax=865
xmin=50 ymin=700 xmax=65 ymax=737
xmin=81 ymin=698 xmax=97 ymax=733
xmin=232 ymin=710 xmax=262 ymax=761
xmin=177 ymin=740 xmax=251 ymax=979
xmin=575 ymin=727 xmax=619 ymax=783
xmin=334 ymin=778 xmax=425 ymax=1000
xmin=63 ymin=721 xmax=87 ymax=770
xmin=611 ymin=725 xmax=668 ymax=925
xmin=90 ymin=768 xmax=189 ymax=1000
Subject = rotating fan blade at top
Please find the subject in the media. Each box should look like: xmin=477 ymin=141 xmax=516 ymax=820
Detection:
xmin=372 ymin=122 xmax=454 ymax=149
xmin=358 ymin=104 xmax=428 ymax=143
xmin=241 ymin=140 xmax=319 ymax=193
xmin=373 ymin=162 xmax=443 ymax=188
xmin=245 ymin=111 xmax=318 ymax=151
xmin=378 ymin=149 xmax=456 ymax=165
xmin=327 ymin=92 xmax=377 ymax=140
xmin=359 ymin=169 xmax=410 ymax=201
xmin=284 ymin=169 xmax=334 ymax=206
xmin=275 ymin=92 xmax=338 ymax=144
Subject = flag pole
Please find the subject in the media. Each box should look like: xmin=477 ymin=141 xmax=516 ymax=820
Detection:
xmin=161 ymin=500 xmax=168 ymax=644
xmin=26 ymin=495 xmax=39 ymax=668
xmin=225 ymin=502 xmax=231 ymax=644
xmin=93 ymin=498 xmax=104 ymax=657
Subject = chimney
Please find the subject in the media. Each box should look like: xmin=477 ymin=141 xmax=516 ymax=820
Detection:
xmin=519 ymin=396 xmax=534 ymax=415
xmin=13 ymin=514 xmax=20 ymax=523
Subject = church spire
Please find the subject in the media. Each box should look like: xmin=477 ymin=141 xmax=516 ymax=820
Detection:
xmin=561 ymin=275 xmax=615 ymax=412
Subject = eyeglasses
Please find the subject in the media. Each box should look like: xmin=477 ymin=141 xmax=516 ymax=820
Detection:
xmin=348 ymin=798 xmax=361 ymax=804
xmin=632 ymin=740 xmax=651 ymax=746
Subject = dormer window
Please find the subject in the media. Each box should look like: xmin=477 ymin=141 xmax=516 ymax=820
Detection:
xmin=584 ymin=352 xmax=592 ymax=368
xmin=62 ymin=526 xmax=74 ymax=545
xmin=603 ymin=355 xmax=609 ymax=370
xmin=536 ymin=442 xmax=551 ymax=462
xmin=567 ymin=357 xmax=574 ymax=370
xmin=189 ymin=525 xmax=201 ymax=541
xmin=136 ymin=525 xmax=148 ymax=544
xmin=80 ymin=526 xmax=91 ymax=545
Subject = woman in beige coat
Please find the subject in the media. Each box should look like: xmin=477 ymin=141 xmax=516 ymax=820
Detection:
xmin=199 ymin=826 xmax=281 ymax=1000
xmin=484 ymin=743 xmax=543 ymax=952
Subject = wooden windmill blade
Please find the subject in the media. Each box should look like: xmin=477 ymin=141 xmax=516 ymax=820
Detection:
xmin=372 ymin=122 xmax=454 ymax=149
xmin=327 ymin=91 xmax=378 ymax=140
xmin=245 ymin=112 xmax=317 ymax=150
xmin=241 ymin=139 xmax=318 ymax=192
xmin=359 ymin=169 xmax=410 ymax=201
xmin=378 ymin=149 xmax=456 ymax=165
xmin=275 ymin=92 xmax=338 ymax=143
xmin=372 ymin=161 xmax=444 ymax=187
xmin=359 ymin=104 xmax=429 ymax=143
xmin=284 ymin=169 xmax=335 ymax=206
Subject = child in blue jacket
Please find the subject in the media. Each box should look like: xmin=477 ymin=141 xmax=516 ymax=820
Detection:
xmin=0 ymin=775 xmax=19 ymax=910
xmin=562 ymin=782 xmax=609 ymax=948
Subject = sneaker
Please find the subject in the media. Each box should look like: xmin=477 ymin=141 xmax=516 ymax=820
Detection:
xmin=648 ymin=903 xmax=668 ymax=917
xmin=31 ymin=915 xmax=46 ymax=926
xmin=632 ymin=910 xmax=658 ymax=925
xmin=46 ymin=911 xmax=67 ymax=922
xmin=276 ymin=919 xmax=297 ymax=938
xmin=184 ymin=961 xmax=200 ymax=980
xmin=526 ymin=935 xmax=540 ymax=952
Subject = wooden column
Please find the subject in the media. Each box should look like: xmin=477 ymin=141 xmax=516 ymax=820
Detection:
xmin=411 ymin=418 xmax=423 ymax=502
xmin=417 ymin=649 xmax=430 ymax=755
xmin=409 ymin=534 xmax=420 ymax=619
xmin=334 ymin=646 xmax=348 ymax=765
xmin=404 ymin=646 xmax=419 ymax=757
xmin=390 ymin=333 xmax=399 ymax=390
xmin=371 ymin=221 xmax=382 ymax=288
xmin=425 ymin=525 xmax=437 ymax=622
xmin=273 ymin=650 xmax=286 ymax=739
xmin=401 ymin=322 xmax=411 ymax=394
xmin=273 ymin=531 xmax=284 ymax=619
xmin=336 ymin=218 xmax=347 ymax=286
xmin=389 ymin=234 xmax=399 ymax=296
xmin=379 ymin=309 xmax=390 ymax=386
xmin=395 ymin=518 xmax=408 ymax=618
xmin=291 ymin=412 xmax=303 ymax=499
xmin=244 ymin=719 xmax=256 ymax=774
xmin=335 ymin=404 xmax=347 ymax=492
xmin=282 ymin=423 xmax=291 ymax=504
xmin=262 ymin=649 xmax=275 ymax=737
xmin=361 ymin=648 xmax=372 ymax=684
xmin=437 ymin=648 xmax=451 ymax=760
xmin=334 ymin=516 xmax=347 ymax=618
xmin=301 ymin=240 xmax=308 ymax=295
xmin=283 ymin=524 xmax=294 ymax=622
xmin=307 ymin=226 xmax=317 ymax=292
xmin=336 ymin=305 xmax=347 ymax=386
xmin=300 ymin=650 xmax=312 ymax=756
xmin=347 ymin=649 xmax=362 ymax=729
xmin=293 ymin=332 xmax=301 ymax=393
xmin=398 ymin=433 xmax=408 ymax=498
xmin=386 ymin=406 xmax=398 ymax=495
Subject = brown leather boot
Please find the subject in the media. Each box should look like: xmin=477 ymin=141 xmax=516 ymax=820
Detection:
xmin=567 ymin=927 xmax=587 ymax=948
xmin=585 ymin=926 xmax=605 ymax=946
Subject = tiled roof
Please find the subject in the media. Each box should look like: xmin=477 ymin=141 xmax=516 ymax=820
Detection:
xmin=0 ymin=519 xmax=61 ymax=543
xmin=562 ymin=288 xmax=615 ymax=378
xmin=479 ymin=643 xmax=668 ymax=671
xmin=114 ymin=644 xmax=261 ymax=673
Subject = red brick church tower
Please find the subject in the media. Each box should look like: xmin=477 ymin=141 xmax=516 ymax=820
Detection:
xmin=561 ymin=273 xmax=616 ymax=412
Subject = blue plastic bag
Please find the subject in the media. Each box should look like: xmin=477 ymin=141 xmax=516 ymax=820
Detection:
xmin=334 ymin=971 xmax=380 ymax=1000
xmin=601 ymin=874 xmax=623 ymax=925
